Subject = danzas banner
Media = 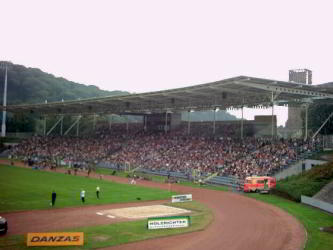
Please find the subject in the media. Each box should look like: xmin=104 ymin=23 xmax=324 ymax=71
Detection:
xmin=26 ymin=232 xmax=84 ymax=247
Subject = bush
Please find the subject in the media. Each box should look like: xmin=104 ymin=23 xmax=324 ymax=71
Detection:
xmin=275 ymin=162 xmax=333 ymax=202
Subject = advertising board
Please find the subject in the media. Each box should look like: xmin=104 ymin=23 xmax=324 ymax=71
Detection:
xmin=171 ymin=194 xmax=192 ymax=203
xmin=26 ymin=232 xmax=84 ymax=247
xmin=147 ymin=216 xmax=191 ymax=230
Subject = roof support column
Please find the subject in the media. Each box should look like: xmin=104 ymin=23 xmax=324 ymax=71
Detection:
xmin=109 ymin=115 xmax=112 ymax=131
xmin=213 ymin=108 xmax=216 ymax=135
xmin=165 ymin=111 xmax=168 ymax=134
xmin=241 ymin=106 xmax=244 ymax=139
xmin=46 ymin=115 xmax=63 ymax=136
xmin=312 ymin=112 xmax=333 ymax=140
xmin=1 ymin=63 xmax=8 ymax=138
xmin=240 ymin=98 xmax=244 ymax=139
xmin=126 ymin=115 xmax=129 ymax=134
xmin=187 ymin=110 xmax=191 ymax=135
xmin=213 ymin=107 xmax=220 ymax=135
xmin=271 ymin=92 xmax=274 ymax=140
xmin=60 ymin=115 xmax=63 ymax=136
xmin=76 ymin=116 xmax=80 ymax=137
xmin=304 ymin=104 xmax=308 ymax=141
xmin=144 ymin=115 xmax=147 ymax=132
xmin=93 ymin=113 xmax=97 ymax=131
xmin=64 ymin=115 xmax=81 ymax=136
xmin=43 ymin=116 xmax=47 ymax=136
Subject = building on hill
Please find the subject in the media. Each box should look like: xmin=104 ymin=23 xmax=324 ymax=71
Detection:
xmin=286 ymin=69 xmax=312 ymax=138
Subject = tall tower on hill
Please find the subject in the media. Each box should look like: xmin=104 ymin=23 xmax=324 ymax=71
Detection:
xmin=289 ymin=69 xmax=312 ymax=85
xmin=286 ymin=69 xmax=312 ymax=137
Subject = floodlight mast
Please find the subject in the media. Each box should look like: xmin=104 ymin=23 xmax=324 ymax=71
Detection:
xmin=1 ymin=62 xmax=8 ymax=137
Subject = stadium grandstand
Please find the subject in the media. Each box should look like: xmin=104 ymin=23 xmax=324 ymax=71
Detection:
xmin=4 ymin=75 xmax=333 ymax=187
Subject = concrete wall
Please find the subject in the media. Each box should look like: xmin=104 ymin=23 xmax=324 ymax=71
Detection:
xmin=301 ymin=195 xmax=333 ymax=214
xmin=275 ymin=159 xmax=327 ymax=181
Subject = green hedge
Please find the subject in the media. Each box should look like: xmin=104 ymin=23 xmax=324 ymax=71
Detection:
xmin=274 ymin=162 xmax=333 ymax=202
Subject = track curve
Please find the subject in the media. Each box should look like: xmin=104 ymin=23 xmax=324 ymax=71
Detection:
xmin=104 ymin=179 xmax=305 ymax=250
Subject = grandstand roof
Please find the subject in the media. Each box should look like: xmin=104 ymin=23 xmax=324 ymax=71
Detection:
xmin=4 ymin=76 xmax=333 ymax=115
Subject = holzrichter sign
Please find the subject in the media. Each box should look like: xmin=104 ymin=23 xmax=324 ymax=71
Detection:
xmin=171 ymin=194 xmax=192 ymax=203
xmin=26 ymin=232 xmax=84 ymax=246
xmin=148 ymin=216 xmax=191 ymax=230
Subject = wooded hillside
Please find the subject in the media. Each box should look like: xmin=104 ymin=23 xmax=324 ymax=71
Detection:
xmin=0 ymin=62 xmax=128 ymax=105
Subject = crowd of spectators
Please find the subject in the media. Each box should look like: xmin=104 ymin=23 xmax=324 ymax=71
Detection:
xmin=109 ymin=132 xmax=319 ymax=179
xmin=11 ymin=134 xmax=123 ymax=167
xmin=10 ymin=125 xmax=321 ymax=180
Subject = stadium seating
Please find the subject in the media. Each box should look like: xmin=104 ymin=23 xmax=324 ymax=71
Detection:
xmin=10 ymin=126 xmax=322 ymax=182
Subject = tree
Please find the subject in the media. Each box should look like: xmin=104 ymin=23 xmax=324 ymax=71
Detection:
xmin=5 ymin=113 xmax=36 ymax=133
xmin=308 ymin=103 xmax=333 ymax=135
xmin=0 ymin=61 xmax=130 ymax=133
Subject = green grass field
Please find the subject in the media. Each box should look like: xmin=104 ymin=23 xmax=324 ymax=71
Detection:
xmin=0 ymin=165 xmax=177 ymax=213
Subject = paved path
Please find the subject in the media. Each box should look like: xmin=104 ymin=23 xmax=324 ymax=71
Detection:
xmin=314 ymin=180 xmax=333 ymax=204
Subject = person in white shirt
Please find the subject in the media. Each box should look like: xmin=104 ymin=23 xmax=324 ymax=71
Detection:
xmin=81 ymin=190 xmax=85 ymax=203
xmin=96 ymin=186 xmax=100 ymax=199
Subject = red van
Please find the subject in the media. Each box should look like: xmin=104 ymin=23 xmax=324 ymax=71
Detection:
xmin=243 ymin=176 xmax=276 ymax=193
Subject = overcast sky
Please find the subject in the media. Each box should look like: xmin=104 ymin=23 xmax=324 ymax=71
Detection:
xmin=1 ymin=0 xmax=332 ymax=126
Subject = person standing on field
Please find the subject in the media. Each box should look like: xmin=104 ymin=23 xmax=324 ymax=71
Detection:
xmin=96 ymin=186 xmax=100 ymax=199
xmin=51 ymin=190 xmax=56 ymax=207
xmin=81 ymin=189 xmax=85 ymax=203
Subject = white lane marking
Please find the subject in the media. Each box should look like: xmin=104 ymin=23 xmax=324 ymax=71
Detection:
xmin=96 ymin=212 xmax=104 ymax=216
xmin=107 ymin=215 xmax=115 ymax=219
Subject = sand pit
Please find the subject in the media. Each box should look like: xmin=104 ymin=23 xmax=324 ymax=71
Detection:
xmin=99 ymin=205 xmax=191 ymax=219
